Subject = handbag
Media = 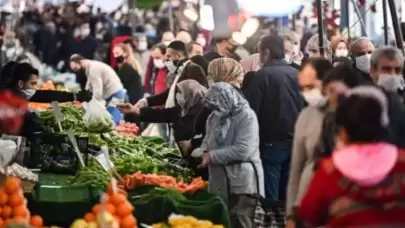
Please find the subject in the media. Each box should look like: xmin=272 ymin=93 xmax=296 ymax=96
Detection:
xmin=222 ymin=161 xmax=286 ymax=228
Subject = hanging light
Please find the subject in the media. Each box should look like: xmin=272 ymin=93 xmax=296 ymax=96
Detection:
xmin=232 ymin=32 xmax=247 ymax=45
xmin=241 ymin=18 xmax=260 ymax=38
xmin=184 ymin=7 xmax=199 ymax=22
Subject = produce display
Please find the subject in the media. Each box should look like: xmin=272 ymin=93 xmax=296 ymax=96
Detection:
xmin=119 ymin=172 xmax=207 ymax=193
xmin=115 ymin=121 xmax=139 ymax=137
xmin=72 ymin=184 xmax=137 ymax=228
xmin=0 ymin=164 xmax=38 ymax=182
xmin=0 ymin=177 xmax=44 ymax=227
xmin=37 ymin=105 xmax=193 ymax=189
xmin=151 ymin=214 xmax=224 ymax=228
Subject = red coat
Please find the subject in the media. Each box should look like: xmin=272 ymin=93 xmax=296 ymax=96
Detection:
xmin=298 ymin=152 xmax=405 ymax=227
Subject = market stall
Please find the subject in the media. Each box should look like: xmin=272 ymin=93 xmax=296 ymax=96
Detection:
xmin=0 ymin=91 xmax=229 ymax=227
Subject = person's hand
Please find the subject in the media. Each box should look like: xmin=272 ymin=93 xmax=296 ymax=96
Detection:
xmin=135 ymin=98 xmax=148 ymax=108
xmin=286 ymin=220 xmax=296 ymax=228
xmin=76 ymin=90 xmax=92 ymax=102
xmin=178 ymin=140 xmax=192 ymax=155
xmin=117 ymin=103 xmax=140 ymax=115
xmin=198 ymin=152 xmax=211 ymax=168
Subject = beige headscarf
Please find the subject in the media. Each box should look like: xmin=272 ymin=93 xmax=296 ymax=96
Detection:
xmin=177 ymin=80 xmax=207 ymax=116
xmin=208 ymin=57 xmax=244 ymax=88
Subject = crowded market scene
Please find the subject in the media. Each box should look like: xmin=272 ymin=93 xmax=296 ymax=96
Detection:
xmin=1 ymin=0 xmax=405 ymax=227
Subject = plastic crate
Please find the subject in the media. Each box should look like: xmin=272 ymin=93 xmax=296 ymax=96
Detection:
xmin=26 ymin=132 xmax=88 ymax=174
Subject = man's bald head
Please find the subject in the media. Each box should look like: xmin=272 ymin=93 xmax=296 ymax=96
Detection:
xmin=350 ymin=37 xmax=375 ymax=57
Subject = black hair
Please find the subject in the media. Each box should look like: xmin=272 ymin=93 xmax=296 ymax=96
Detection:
xmin=212 ymin=37 xmax=231 ymax=44
xmin=70 ymin=54 xmax=85 ymax=63
xmin=332 ymin=56 xmax=353 ymax=67
xmin=259 ymin=34 xmax=285 ymax=60
xmin=7 ymin=63 xmax=39 ymax=89
xmin=335 ymin=94 xmax=385 ymax=143
xmin=300 ymin=57 xmax=333 ymax=81
xmin=152 ymin=43 xmax=167 ymax=55
xmin=242 ymin=71 xmax=256 ymax=91
xmin=167 ymin=40 xmax=189 ymax=58
xmin=190 ymin=55 xmax=209 ymax=75
xmin=123 ymin=38 xmax=136 ymax=50
xmin=0 ymin=61 xmax=18 ymax=88
xmin=323 ymin=64 xmax=364 ymax=88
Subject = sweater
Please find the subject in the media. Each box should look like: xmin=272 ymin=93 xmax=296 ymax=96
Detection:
xmin=85 ymin=60 xmax=123 ymax=101
xmin=286 ymin=106 xmax=325 ymax=217
xmin=298 ymin=152 xmax=405 ymax=227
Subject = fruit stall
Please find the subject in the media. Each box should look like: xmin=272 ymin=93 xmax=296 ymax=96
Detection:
xmin=0 ymin=93 xmax=230 ymax=228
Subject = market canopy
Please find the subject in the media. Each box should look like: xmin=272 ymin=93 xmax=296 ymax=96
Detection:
xmin=237 ymin=0 xmax=302 ymax=17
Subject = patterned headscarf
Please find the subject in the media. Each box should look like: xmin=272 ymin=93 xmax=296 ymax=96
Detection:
xmin=208 ymin=57 xmax=244 ymax=87
xmin=204 ymin=82 xmax=249 ymax=145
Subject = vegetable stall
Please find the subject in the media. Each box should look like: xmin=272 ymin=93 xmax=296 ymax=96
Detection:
xmin=1 ymin=97 xmax=230 ymax=227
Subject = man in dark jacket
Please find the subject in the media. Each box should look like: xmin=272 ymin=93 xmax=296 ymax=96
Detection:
xmin=244 ymin=34 xmax=305 ymax=200
xmin=350 ymin=37 xmax=375 ymax=83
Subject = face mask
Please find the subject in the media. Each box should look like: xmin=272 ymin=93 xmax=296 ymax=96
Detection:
xmin=335 ymin=49 xmax=348 ymax=57
xmin=153 ymin=59 xmax=165 ymax=69
xmin=165 ymin=60 xmax=177 ymax=73
xmin=74 ymin=28 xmax=80 ymax=37
xmin=302 ymin=89 xmax=325 ymax=106
xmin=355 ymin=54 xmax=372 ymax=73
xmin=176 ymin=93 xmax=186 ymax=108
xmin=115 ymin=56 xmax=124 ymax=63
xmin=293 ymin=45 xmax=300 ymax=55
xmin=285 ymin=55 xmax=292 ymax=63
xmin=22 ymin=89 xmax=36 ymax=99
xmin=196 ymin=37 xmax=206 ymax=47
xmin=80 ymin=28 xmax=90 ymax=37
xmin=138 ymin=41 xmax=148 ymax=51
xmin=377 ymin=74 xmax=405 ymax=92
xmin=163 ymin=41 xmax=171 ymax=46
xmin=96 ymin=33 xmax=103 ymax=40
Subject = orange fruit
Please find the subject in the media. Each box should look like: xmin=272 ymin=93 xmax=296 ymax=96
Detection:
xmin=2 ymin=206 xmax=12 ymax=218
xmin=30 ymin=215 xmax=43 ymax=227
xmin=0 ymin=217 xmax=3 ymax=227
xmin=8 ymin=192 xmax=23 ymax=207
xmin=11 ymin=216 xmax=28 ymax=224
xmin=0 ymin=191 xmax=8 ymax=205
xmin=121 ymin=215 xmax=136 ymax=228
xmin=116 ymin=202 xmax=132 ymax=218
xmin=12 ymin=205 xmax=28 ymax=218
xmin=4 ymin=177 xmax=20 ymax=194
xmin=110 ymin=193 xmax=126 ymax=207
xmin=101 ymin=193 xmax=111 ymax=204
xmin=92 ymin=204 xmax=102 ymax=214
xmin=104 ymin=203 xmax=116 ymax=215
xmin=84 ymin=213 xmax=95 ymax=222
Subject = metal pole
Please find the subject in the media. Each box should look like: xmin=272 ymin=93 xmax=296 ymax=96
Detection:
xmin=292 ymin=14 xmax=296 ymax=31
xmin=383 ymin=0 xmax=389 ymax=45
xmin=349 ymin=0 xmax=368 ymax=36
xmin=341 ymin=0 xmax=350 ymax=36
xmin=388 ymin=0 xmax=404 ymax=53
xmin=168 ymin=0 xmax=174 ymax=32
xmin=316 ymin=0 xmax=324 ymax=56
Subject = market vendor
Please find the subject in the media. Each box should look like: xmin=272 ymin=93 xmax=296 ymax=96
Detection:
xmin=69 ymin=54 xmax=126 ymax=124
xmin=6 ymin=62 xmax=92 ymax=103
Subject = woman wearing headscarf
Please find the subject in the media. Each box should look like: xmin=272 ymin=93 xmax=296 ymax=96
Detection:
xmin=180 ymin=58 xmax=245 ymax=156
xmin=192 ymin=82 xmax=264 ymax=228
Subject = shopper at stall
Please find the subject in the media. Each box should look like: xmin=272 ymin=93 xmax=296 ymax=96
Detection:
xmin=305 ymin=34 xmax=332 ymax=60
xmin=240 ymin=53 xmax=261 ymax=73
xmin=334 ymin=39 xmax=349 ymax=58
xmin=297 ymin=86 xmax=405 ymax=227
xmin=244 ymin=34 xmax=304 ymax=200
xmin=176 ymin=31 xmax=192 ymax=44
xmin=187 ymin=42 xmax=204 ymax=57
xmin=350 ymin=37 xmax=375 ymax=83
xmin=144 ymin=43 xmax=168 ymax=95
xmin=161 ymin=31 xmax=175 ymax=46
xmin=69 ymin=54 xmax=125 ymax=123
xmin=193 ymin=82 xmax=264 ymax=228
xmin=204 ymin=37 xmax=238 ymax=62
xmin=0 ymin=61 xmax=18 ymax=88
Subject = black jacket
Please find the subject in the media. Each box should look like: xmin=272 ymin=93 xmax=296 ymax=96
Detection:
xmin=117 ymin=63 xmax=143 ymax=104
xmin=244 ymin=60 xmax=305 ymax=143
xmin=354 ymin=67 xmax=374 ymax=84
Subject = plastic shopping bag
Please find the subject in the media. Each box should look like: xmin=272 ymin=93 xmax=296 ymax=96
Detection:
xmin=83 ymin=98 xmax=114 ymax=133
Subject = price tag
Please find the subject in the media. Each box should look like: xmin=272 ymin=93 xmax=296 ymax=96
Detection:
xmin=51 ymin=101 xmax=64 ymax=132
xmin=95 ymin=153 xmax=114 ymax=171
xmin=67 ymin=132 xmax=85 ymax=167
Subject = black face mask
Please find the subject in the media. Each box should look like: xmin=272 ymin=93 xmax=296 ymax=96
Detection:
xmin=115 ymin=56 xmax=124 ymax=63
xmin=172 ymin=59 xmax=180 ymax=66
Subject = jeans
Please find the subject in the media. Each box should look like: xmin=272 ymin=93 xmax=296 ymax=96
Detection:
xmin=260 ymin=141 xmax=292 ymax=200
xmin=106 ymin=89 xmax=126 ymax=125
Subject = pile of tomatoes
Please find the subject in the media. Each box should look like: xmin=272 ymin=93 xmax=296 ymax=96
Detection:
xmin=114 ymin=121 xmax=139 ymax=137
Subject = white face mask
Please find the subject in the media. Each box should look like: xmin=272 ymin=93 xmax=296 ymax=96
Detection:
xmin=153 ymin=59 xmax=165 ymax=69
xmin=355 ymin=54 xmax=372 ymax=73
xmin=302 ymin=89 xmax=325 ymax=106
xmin=293 ymin=45 xmax=300 ymax=56
xmin=165 ymin=60 xmax=177 ymax=73
xmin=377 ymin=74 xmax=405 ymax=92
xmin=335 ymin=49 xmax=349 ymax=57
xmin=285 ymin=55 xmax=292 ymax=63
xmin=196 ymin=37 xmax=206 ymax=47
xmin=138 ymin=41 xmax=148 ymax=51
xmin=80 ymin=28 xmax=90 ymax=37
xmin=163 ymin=41 xmax=171 ymax=46
xmin=22 ymin=89 xmax=36 ymax=99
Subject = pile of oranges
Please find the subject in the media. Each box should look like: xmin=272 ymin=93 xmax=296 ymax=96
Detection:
xmin=0 ymin=176 xmax=43 ymax=227
xmin=82 ymin=184 xmax=137 ymax=228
